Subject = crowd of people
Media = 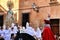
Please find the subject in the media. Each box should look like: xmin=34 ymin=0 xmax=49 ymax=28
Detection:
xmin=0 ymin=22 xmax=22 ymax=40
xmin=21 ymin=21 xmax=56 ymax=40
xmin=0 ymin=19 xmax=57 ymax=40
xmin=19 ymin=17 xmax=57 ymax=40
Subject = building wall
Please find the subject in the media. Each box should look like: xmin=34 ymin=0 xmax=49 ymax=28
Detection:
xmin=19 ymin=0 xmax=60 ymax=27
xmin=19 ymin=0 xmax=60 ymax=37
xmin=19 ymin=0 xmax=50 ymax=26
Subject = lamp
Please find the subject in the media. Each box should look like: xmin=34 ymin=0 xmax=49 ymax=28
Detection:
xmin=32 ymin=3 xmax=39 ymax=13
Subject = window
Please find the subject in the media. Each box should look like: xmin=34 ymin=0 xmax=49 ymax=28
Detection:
xmin=49 ymin=0 xmax=58 ymax=5
xmin=50 ymin=0 xmax=57 ymax=2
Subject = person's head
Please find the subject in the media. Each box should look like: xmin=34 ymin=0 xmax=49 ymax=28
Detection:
xmin=20 ymin=26 xmax=23 ymax=29
xmin=44 ymin=19 xmax=50 ymax=28
xmin=5 ymin=26 xmax=9 ymax=30
xmin=11 ymin=27 xmax=14 ymax=30
xmin=44 ymin=15 xmax=50 ymax=25
xmin=17 ymin=27 xmax=20 ymax=30
xmin=23 ymin=27 xmax=25 ymax=30
xmin=40 ymin=27 xmax=43 ymax=30
xmin=44 ymin=20 xmax=50 ymax=24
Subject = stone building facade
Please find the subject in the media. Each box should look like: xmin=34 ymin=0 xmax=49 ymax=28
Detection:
xmin=0 ymin=0 xmax=60 ymax=38
xmin=19 ymin=0 xmax=60 ymax=38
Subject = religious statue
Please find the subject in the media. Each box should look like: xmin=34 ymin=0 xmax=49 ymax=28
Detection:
xmin=5 ymin=0 xmax=14 ymax=26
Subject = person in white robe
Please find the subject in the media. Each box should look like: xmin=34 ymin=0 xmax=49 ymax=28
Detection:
xmin=4 ymin=26 xmax=11 ymax=40
xmin=22 ymin=27 xmax=26 ymax=33
xmin=26 ymin=22 xmax=42 ymax=40
xmin=26 ymin=22 xmax=29 ymax=28
xmin=20 ymin=26 xmax=24 ymax=33
xmin=13 ymin=25 xmax=18 ymax=34
xmin=25 ymin=23 xmax=35 ymax=36
xmin=33 ymin=27 xmax=42 ymax=40
xmin=3 ymin=24 xmax=6 ymax=30
xmin=0 ymin=27 xmax=4 ymax=40
xmin=10 ymin=27 xmax=15 ymax=40
xmin=10 ymin=27 xmax=15 ymax=35
xmin=11 ymin=22 xmax=15 ymax=27
xmin=26 ymin=26 xmax=42 ymax=40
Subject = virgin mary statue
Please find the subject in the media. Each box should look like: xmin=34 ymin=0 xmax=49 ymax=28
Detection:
xmin=5 ymin=0 xmax=14 ymax=26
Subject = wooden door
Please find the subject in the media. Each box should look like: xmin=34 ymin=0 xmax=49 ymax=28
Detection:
xmin=50 ymin=19 xmax=59 ymax=35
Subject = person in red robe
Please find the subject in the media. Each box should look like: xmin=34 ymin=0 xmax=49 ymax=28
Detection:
xmin=42 ymin=18 xmax=56 ymax=40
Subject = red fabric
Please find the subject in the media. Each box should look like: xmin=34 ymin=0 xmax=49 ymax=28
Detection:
xmin=42 ymin=26 xmax=56 ymax=40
